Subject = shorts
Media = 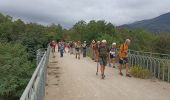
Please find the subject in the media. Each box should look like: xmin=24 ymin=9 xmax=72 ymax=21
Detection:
xmin=75 ymin=48 xmax=80 ymax=54
xmin=119 ymin=58 xmax=128 ymax=64
xmin=99 ymin=57 xmax=107 ymax=66
xmin=110 ymin=58 xmax=116 ymax=63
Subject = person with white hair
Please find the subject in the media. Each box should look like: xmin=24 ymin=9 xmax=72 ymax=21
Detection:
xmin=82 ymin=41 xmax=87 ymax=57
xmin=75 ymin=41 xmax=81 ymax=59
xmin=118 ymin=39 xmax=131 ymax=77
xmin=98 ymin=39 xmax=109 ymax=79
xmin=109 ymin=42 xmax=117 ymax=68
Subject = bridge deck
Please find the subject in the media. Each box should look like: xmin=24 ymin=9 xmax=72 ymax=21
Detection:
xmin=44 ymin=51 xmax=170 ymax=100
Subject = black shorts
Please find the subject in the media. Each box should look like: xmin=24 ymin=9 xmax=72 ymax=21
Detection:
xmin=119 ymin=58 xmax=128 ymax=64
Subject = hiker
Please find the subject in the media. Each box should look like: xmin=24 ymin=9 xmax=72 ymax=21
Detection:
xmin=67 ymin=42 xmax=71 ymax=53
xmin=70 ymin=41 xmax=74 ymax=54
xmin=75 ymin=41 xmax=81 ymax=59
xmin=58 ymin=41 xmax=61 ymax=52
xmin=118 ymin=39 xmax=131 ymax=77
xmin=50 ymin=40 xmax=56 ymax=53
xmin=82 ymin=41 xmax=87 ymax=57
xmin=91 ymin=40 xmax=97 ymax=61
xmin=59 ymin=40 xmax=65 ymax=57
xmin=98 ymin=40 xmax=109 ymax=79
xmin=96 ymin=41 xmax=101 ymax=75
xmin=109 ymin=42 xmax=117 ymax=68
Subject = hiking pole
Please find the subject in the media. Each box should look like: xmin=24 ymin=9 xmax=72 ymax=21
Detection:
xmin=96 ymin=61 xmax=99 ymax=75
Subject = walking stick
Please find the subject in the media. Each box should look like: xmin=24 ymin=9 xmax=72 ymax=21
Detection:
xmin=96 ymin=60 xmax=99 ymax=75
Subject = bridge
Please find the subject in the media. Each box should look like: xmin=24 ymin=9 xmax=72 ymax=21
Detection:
xmin=20 ymin=46 xmax=170 ymax=100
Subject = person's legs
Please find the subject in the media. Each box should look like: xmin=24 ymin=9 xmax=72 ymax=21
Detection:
xmin=61 ymin=52 xmax=63 ymax=57
xmin=92 ymin=50 xmax=95 ymax=60
xmin=119 ymin=59 xmax=123 ymax=76
xmin=124 ymin=58 xmax=131 ymax=77
xmin=103 ymin=58 xmax=107 ymax=78
xmin=54 ymin=47 xmax=56 ymax=52
xmin=95 ymin=51 xmax=98 ymax=62
xmin=108 ymin=58 xmax=112 ymax=67
xmin=100 ymin=65 xmax=104 ymax=77
xmin=84 ymin=49 xmax=86 ymax=57
xmin=99 ymin=58 xmax=104 ymax=77
xmin=126 ymin=63 xmax=129 ymax=74
xmin=78 ymin=52 xmax=80 ymax=59
xmin=112 ymin=58 xmax=116 ymax=68
xmin=76 ymin=53 xmax=77 ymax=59
xmin=60 ymin=50 xmax=62 ymax=57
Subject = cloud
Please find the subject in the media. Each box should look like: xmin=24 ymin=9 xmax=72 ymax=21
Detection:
xmin=0 ymin=0 xmax=170 ymax=28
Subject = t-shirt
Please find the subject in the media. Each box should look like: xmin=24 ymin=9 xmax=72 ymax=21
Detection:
xmin=119 ymin=44 xmax=128 ymax=58
xmin=91 ymin=43 xmax=97 ymax=50
xmin=82 ymin=43 xmax=87 ymax=49
xmin=110 ymin=48 xmax=116 ymax=58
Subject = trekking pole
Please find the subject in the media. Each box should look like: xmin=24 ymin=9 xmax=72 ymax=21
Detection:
xmin=96 ymin=60 xmax=99 ymax=75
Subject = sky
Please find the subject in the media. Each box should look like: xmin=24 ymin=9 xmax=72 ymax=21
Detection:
xmin=0 ymin=0 xmax=170 ymax=28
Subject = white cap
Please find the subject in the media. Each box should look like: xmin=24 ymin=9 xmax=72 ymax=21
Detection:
xmin=112 ymin=42 xmax=116 ymax=45
xmin=84 ymin=41 xmax=86 ymax=43
xmin=102 ymin=40 xmax=107 ymax=43
xmin=92 ymin=40 xmax=95 ymax=43
xmin=97 ymin=41 xmax=100 ymax=43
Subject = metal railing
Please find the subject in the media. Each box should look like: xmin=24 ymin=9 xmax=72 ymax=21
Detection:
xmin=128 ymin=53 xmax=170 ymax=83
xmin=128 ymin=49 xmax=170 ymax=59
xmin=20 ymin=46 xmax=50 ymax=100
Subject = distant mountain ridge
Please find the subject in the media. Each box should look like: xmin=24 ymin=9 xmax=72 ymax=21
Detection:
xmin=120 ymin=12 xmax=170 ymax=33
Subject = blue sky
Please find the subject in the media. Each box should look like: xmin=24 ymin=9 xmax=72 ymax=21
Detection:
xmin=0 ymin=0 xmax=170 ymax=28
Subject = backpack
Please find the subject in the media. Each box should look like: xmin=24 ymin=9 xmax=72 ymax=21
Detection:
xmin=99 ymin=45 xmax=108 ymax=58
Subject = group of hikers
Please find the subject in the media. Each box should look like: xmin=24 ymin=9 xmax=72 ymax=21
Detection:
xmin=50 ymin=38 xmax=131 ymax=79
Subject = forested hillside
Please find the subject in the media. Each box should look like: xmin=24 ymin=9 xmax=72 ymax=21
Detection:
xmin=120 ymin=12 xmax=170 ymax=33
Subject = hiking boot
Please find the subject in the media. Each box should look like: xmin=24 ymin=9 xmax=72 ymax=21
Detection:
xmin=126 ymin=74 xmax=132 ymax=77
xmin=101 ymin=74 xmax=105 ymax=79
xmin=96 ymin=72 xmax=98 ymax=75
xmin=119 ymin=72 xmax=123 ymax=76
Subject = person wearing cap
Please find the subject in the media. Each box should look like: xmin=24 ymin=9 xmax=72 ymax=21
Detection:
xmin=59 ymin=40 xmax=65 ymax=57
xmin=75 ymin=41 xmax=81 ymax=59
xmin=118 ymin=39 xmax=131 ymax=77
xmin=98 ymin=40 xmax=109 ymax=79
xmin=91 ymin=40 xmax=98 ymax=61
xmin=50 ymin=40 xmax=56 ymax=58
xmin=109 ymin=42 xmax=117 ymax=68
xmin=69 ymin=41 xmax=73 ymax=54
xmin=82 ymin=41 xmax=87 ymax=57
xmin=96 ymin=41 xmax=101 ymax=75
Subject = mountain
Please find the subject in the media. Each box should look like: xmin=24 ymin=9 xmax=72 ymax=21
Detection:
xmin=120 ymin=12 xmax=170 ymax=33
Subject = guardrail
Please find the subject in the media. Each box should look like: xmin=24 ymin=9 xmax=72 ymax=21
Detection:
xmin=20 ymin=46 xmax=50 ymax=100
xmin=129 ymin=53 xmax=170 ymax=83
xmin=128 ymin=49 xmax=170 ymax=59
